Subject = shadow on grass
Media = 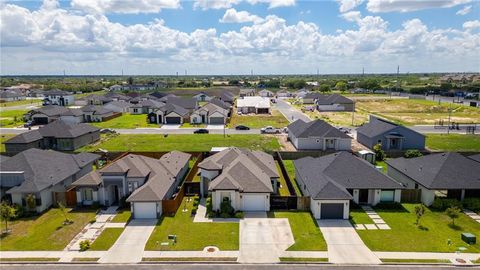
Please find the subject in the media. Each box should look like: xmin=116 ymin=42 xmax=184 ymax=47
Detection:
xmin=374 ymin=202 xmax=409 ymax=213
xmin=448 ymin=223 xmax=462 ymax=231
xmin=417 ymin=225 xmax=429 ymax=231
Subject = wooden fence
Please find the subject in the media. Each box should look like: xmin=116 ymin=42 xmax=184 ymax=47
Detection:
xmin=274 ymin=152 xmax=297 ymax=196
xmin=401 ymin=189 xmax=421 ymax=203
xmin=102 ymin=112 xmax=122 ymax=122
xmin=162 ymin=185 xmax=185 ymax=215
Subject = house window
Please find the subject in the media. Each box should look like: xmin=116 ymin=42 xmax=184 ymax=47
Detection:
xmin=380 ymin=190 xmax=395 ymax=202
xmin=128 ymin=182 xmax=139 ymax=193
xmin=316 ymin=139 xmax=321 ymax=143
xmin=133 ymin=108 xmax=138 ymax=113
xmin=83 ymin=188 xmax=93 ymax=201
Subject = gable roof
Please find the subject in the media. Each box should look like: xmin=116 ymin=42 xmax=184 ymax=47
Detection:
xmin=81 ymin=105 xmax=114 ymax=115
xmin=30 ymin=105 xmax=70 ymax=117
xmin=294 ymin=152 xmax=402 ymax=200
xmin=469 ymin=154 xmax=480 ymax=163
xmin=236 ymin=96 xmax=270 ymax=108
xmin=1 ymin=148 xmax=99 ymax=193
xmin=386 ymin=152 xmax=480 ymax=189
xmin=219 ymin=91 xmax=235 ymax=102
xmin=162 ymin=96 xmax=197 ymax=110
xmin=209 ymin=97 xmax=231 ymax=109
xmin=156 ymin=103 xmax=190 ymax=116
xmin=357 ymin=115 xmax=425 ymax=138
xmin=104 ymin=100 xmax=132 ymax=109
xmin=193 ymin=102 xmax=228 ymax=117
xmin=316 ymin=94 xmax=353 ymax=105
xmin=288 ymin=119 xmax=351 ymax=139
xmin=43 ymin=89 xmax=72 ymax=96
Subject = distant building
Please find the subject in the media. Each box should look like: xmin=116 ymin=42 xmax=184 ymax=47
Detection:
xmin=43 ymin=89 xmax=75 ymax=106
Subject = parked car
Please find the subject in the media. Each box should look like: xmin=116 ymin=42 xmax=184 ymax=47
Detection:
xmin=338 ymin=127 xmax=351 ymax=134
xmin=23 ymin=121 xmax=33 ymax=128
xmin=194 ymin=129 xmax=209 ymax=134
xmin=261 ymin=126 xmax=281 ymax=134
xmin=100 ymin=128 xmax=116 ymax=134
xmin=235 ymin=125 xmax=250 ymax=130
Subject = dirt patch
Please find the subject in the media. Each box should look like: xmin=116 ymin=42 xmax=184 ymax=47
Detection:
xmin=277 ymin=134 xmax=296 ymax=151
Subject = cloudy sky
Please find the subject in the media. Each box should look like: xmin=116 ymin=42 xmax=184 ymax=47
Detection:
xmin=1 ymin=0 xmax=479 ymax=75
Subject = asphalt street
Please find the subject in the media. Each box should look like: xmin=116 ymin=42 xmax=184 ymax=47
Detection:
xmin=274 ymin=99 xmax=311 ymax=123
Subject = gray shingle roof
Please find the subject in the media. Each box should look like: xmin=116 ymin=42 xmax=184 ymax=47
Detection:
xmin=288 ymin=119 xmax=351 ymax=139
xmin=294 ymin=152 xmax=403 ymax=200
xmin=43 ymin=89 xmax=72 ymax=96
xmin=1 ymin=148 xmax=99 ymax=193
xmin=162 ymin=96 xmax=197 ymax=110
xmin=193 ymin=102 xmax=228 ymax=117
xmin=81 ymin=105 xmax=114 ymax=115
xmin=315 ymin=94 xmax=353 ymax=105
xmin=469 ymin=154 xmax=480 ymax=163
xmin=156 ymin=103 xmax=189 ymax=116
xmin=357 ymin=116 xmax=425 ymax=138
xmin=70 ymin=171 xmax=102 ymax=187
xmin=30 ymin=105 xmax=70 ymax=117
xmin=210 ymin=97 xmax=231 ymax=109
xmin=386 ymin=152 xmax=480 ymax=189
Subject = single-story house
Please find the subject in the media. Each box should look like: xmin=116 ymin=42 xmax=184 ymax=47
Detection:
xmin=198 ymin=147 xmax=279 ymax=212
xmin=219 ymin=91 xmax=235 ymax=105
xmin=190 ymin=103 xmax=229 ymax=125
xmin=3 ymin=120 xmax=100 ymax=154
xmin=287 ymin=119 xmax=352 ymax=150
xmin=0 ymin=91 xmax=26 ymax=102
xmin=0 ymin=148 xmax=99 ymax=213
xmin=58 ymin=108 xmax=84 ymax=124
xmin=160 ymin=96 xmax=198 ymax=111
xmin=302 ymin=92 xmax=323 ymax=104
xmin=294 ymin=89 xmax=310 ymax=98
xmin=26 ymin=105 xmax=72 ymax=125
xmin=43 ymin=89 xmax=75 ymax=106
xmin=103 ymin=101 xmax=131 ymax=113
xmin=357 ymin=115 xmax=426 ymax=150
xmin=70 ymin=151 xmax=191 ymax=219
xmin=239 ymin=88 xmax=256 ymax=98
xmin=295 ymin=152 xmax=403 ymax=219
xmin=149 ymin=103 xmax=190 ymax=124
xmin=129 ymin=99 xmax=165 ymax=114
xmin=27 ymin=89 xmax=45 ymax=98
xmin=259 ymin=89 xmax=274 ymax=98
xmin=104 ymin=92 xmax=131 ymax=102
xmin=83 ymin=94 xmax=113 ymax=105
xmin=386 ymin=152 xmax=480 ymax=206
xmin=193 ymin=92 xmax=212 ymax=102
xmin=277 ymin=90 xmax=292 ymax=98
xmin=236 ymin=96 xmax=271 ymax=114
xmin=315 ymin=94 xmax=354 ymax=112
xmin=81 ymin=105 xmax=115 ymax=122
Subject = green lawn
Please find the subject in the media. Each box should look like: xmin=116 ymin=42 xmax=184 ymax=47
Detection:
xmin=89 ymin=228 xmax=124 ymax=250
xmin=111 ymin=209 xmax=131 ymax=223
xmin=181 ymin=123 xmax=206 ymax=128
xmin=357 ymin=204 xmax=480 ymax=253
xmin=349 ymin=207 xmax=374 ymax=225
xmin=0 ymin=110 xmax=28 ymax=127
xmin=79 ymin=134 xmax=280 ymax=152
xmin=282 ymin=160 xmax=302 ymax=196
xmin=0 ymin=208 xmax=96 ymax=251
xmin=279 ymin=257 xmax=328 ymax=262
xmin=74 ymin=90 xmax=107 ymax=98
xmin=0 ymin=134 xmax=15 ymax=152
xmin=426 ymin=134 xmax=480 ymax=152
xmin=145 ymin=197 xmax=239 ymax=251
xmin=381 ymin=258 xmax=450 ymax=264
xmin=375 ymin=160 xmax=388 ymax=173
xmin=91 ymin=114 xmax=158 ymax=129
xmin=0 ymin=99 xmax=41 ymax=107
xmin=276 ymin=162 xmax=290 ymax=196
xmin=228 ymin=109 xmax=289 ymax=128
xmin=270 ymin=211 xmax=327 ymax=251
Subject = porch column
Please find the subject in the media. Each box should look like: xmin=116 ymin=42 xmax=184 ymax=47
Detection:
xmin=76 ymin=190 xmax=82 ymax=204
xmin=461 ymin=189 xmax=465 ymax=201
xmin=323 ymin=139 xmax=326 ymax=151
xmin=353 ymin=189 xmax=359 ymax=204
xmin=93 ymin=190 xmax=98 ymax=201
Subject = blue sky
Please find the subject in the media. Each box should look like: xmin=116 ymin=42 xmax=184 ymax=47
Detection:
xmin=1 ymin=0 xmax=479 ymax=75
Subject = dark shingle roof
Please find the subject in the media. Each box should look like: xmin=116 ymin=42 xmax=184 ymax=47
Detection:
xmin=209 ymin=97 xmax=231 ymax=109
xmin=43 ymin=89 xmax=72 ymax=96
xmin=156 ymin=103 xmax=189 ymax=116
xmin=469 ymin=154 xmax=480 ymax=163
xmin=163 ymin=96 xmax=197 ymax=110
xmin=295 ymin=152 xmax=403 ymax=199
xmin=357 ymin=116 xmax=425 ymax=138
xmin=81 ymin=105 xmax=114 ymax=115
xmin=288 ymin=119 xmax=351 ymax=139
xmin=30 ymin=105 xmax=70 ymax=117
xmin=386 ymin=152 xmax=480 ymax=189
xmin=315 ymin=94 xmax=353 ymax=105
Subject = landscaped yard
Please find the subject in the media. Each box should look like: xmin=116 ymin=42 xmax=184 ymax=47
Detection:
xmin=79 ymin=134 xmax=280 ymax=152
xmin=90 ymin=228 xmax=124 ymax=251
xmin=91 ymin=114 xmax=158 ymax=129
xmin=228 ymin=109 xmax=289 ymax=128
xmin=145 ymin=197 xmax=239 ymax=251
xmin=282 ymin=160 xmax=302 ymax=196
xmin=275 ymin=162 xmax=290 ymax=196
xmin=0 ymin=134 xmax=15 ymax=152
xmin=0 ymin=208 xmax=96 ymax=251
xmin=270 ymin=211 xmax=327 ymax=251
xmin=181 ymin=123 xmax=206 ymax=128
xmin=356 ymin=203 xmax=480 ymax=253
xmin=0 ymin=110 xmax=28 ymax=127
xmin=426 ymin=134 xmax=480 ymax=152
xmin=349 ymin=206 xmax=373 ymax=225
xmin=111 ymin=209 xmax=131 ymax=223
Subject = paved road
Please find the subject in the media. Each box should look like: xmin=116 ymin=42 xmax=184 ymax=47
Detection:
xmin=275 ymin=99 xmax=310 ymax=123
xmin=0 ymin=101 xmax=41 ymax=111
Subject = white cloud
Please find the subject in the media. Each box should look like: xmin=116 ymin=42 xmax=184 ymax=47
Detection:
xmin=246 ymin=0 xmax=296 ymax=9
xmin=71 ymin=0 xmax=181 ymax=14
xmin=340 ymin=11 xmax=362 ymax=22
xmin=220 ymin=8 xmax=263 ymax=23
xmin=194 ymin=0 xmax=294 ymax=10
xmin=456 ymin=5 xmax=472 ymax=15
xmin=463 ymin=20 xmax=480 ymax=31
xmin=367 ymin=0 xmax=472 ymax=13
xmin=337 ymin=0 xmax=364 ymax=13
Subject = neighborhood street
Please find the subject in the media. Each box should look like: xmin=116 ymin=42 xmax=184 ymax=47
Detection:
xmin=275 ymin=99 xmax=311 ymax=122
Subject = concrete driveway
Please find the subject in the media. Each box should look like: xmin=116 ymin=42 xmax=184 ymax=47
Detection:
xmin=160 ymin=124 xmax=181 ymax=129
xmin=317 ymin=220 xmax=380 ymax=264
xmin=99 ymin=219 xmax=156 ymax=264
xmin=206 ymin=124 xmax=225 ymax=130
xmin=238 ymin=215 xmax=294 ymax=264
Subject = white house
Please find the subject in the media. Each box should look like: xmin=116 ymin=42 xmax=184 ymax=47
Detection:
xmin=43 ymin=90 xmax=75 ymax=106
xmin=236 ymin=96 xmax=271 ymax=114
xmin=190 ymin=103 xmax=228 ymax=125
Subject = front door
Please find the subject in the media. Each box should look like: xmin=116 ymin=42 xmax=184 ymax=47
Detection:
xmin=359 ymin=189 xmax=369 ymax=204
xmin=111 ymin=185 xmax=119 ymax=205
xmin=201 ymin=115 xmax=206 ymax=123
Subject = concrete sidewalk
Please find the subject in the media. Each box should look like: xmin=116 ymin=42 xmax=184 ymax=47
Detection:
xmin=375 ymin=251 xmax=480 ymax=265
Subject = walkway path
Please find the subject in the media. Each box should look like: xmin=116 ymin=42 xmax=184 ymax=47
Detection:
xmin=99 ymin=219 xmax=156 ymax=264
xmin=317 ymin=220 xmax=381 ymax=264
xmin=354 ymin=206 xmax=390 ymax=230
xmin=464 ymin=209 xmax=480 ymax=224
xmin=193 ymin=199 xmax=239 ymax=223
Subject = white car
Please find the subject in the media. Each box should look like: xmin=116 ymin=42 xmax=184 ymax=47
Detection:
xmin=261 ymin=126 xmax=281 ymax=134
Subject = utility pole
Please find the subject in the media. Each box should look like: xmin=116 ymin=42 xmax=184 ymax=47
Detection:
xmin=351 ymin=101 xmax=355 ymax=126
xmin=447 ymin=103 xmax=452 ymax=135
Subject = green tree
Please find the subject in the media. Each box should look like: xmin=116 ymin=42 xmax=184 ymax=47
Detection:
xmin=373 ymin=143 xmax=386 ymax=161
xmin=58 ymin=202 xmax=72 ymax=224
xmin=0 ymin=201 xmax=17 ymax=233
xmin=25 ymin=194 xmax=36 ymax=211
xmin=319 ymin=84 xmax=331 ymax=92
xmin=404 ymin=149 xmax=423 ymax=158
xmin=414 ymin=204 xmax=425 ymax=226
xmin=445 ymin=206 xmax=461 ymax=225
xmin=335 ymin=81 xmax=347 ymax=92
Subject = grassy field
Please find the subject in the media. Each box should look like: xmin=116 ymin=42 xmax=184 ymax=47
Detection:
xmin=111 ymin=209 xmax=131 ymax=223
xmin=79 ymin=134 xmax=280 ymax=152
xmin=357 ymin=204 xmax=480 ymax=253
xmin=282 ymin=160 xmax=302 ymax=196
xmin=91 ymin=114 xmax=157 ymax=129
xmin=0 ymin=134 xmax=15 ymax=152
xmin=275 ymin=161 xmax=290 ymax=196
xmin=0 ymin=110 xmax=28 ymax=127
xmin=74 ymin=90 xmax=107 ymax=98
xmin=349 ymin=207 xmax=374 ymax=225
xmin=426 ymin=134 xmax=480 ymax=152
xmin=0 ymin=99 xmax=41 ymax=107
xmin=90 ymin=228 xmax=124 ymax=251
xmin=356 ymin=99 xmax=480 ymax=125
xmin=0 ymin=208 xmax=96 ymax=251
xmin=228 ymin=109 xmax=289 ymax=128
xmin=145 ymin=197 xmax=239 ymax=251
xmin=270 ymin=211 xmax=327 ymax=251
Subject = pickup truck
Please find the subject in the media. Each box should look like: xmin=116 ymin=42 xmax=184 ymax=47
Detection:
xmin=260 ymin=126 xmax=285 ymax=134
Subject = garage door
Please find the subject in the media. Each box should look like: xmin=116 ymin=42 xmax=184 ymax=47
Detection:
xmin=243 ymin=194 xmax=267 ymax=211
xmin=133 ymin=202 xmax=157 ymax=219
xmin=320 ymin=203 xmax=344 ymax=219
xmin=257 ymin=108 xmax=269 ymax=114
xmin=165 ymin=117 xmax=181 ymax=124
xmin=33 ymin=117 xmax=48 ymax=124
xmin=209 ymin=117 xmax=224 ymax=124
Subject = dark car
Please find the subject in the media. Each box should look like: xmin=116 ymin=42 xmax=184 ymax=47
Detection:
xmin=235 ymin=125 xmax=250 ymax=130
xmin=23 ymin=121 xmax=33 ymax=128
xmin=193 ymin=129 xmax=209 ymax=134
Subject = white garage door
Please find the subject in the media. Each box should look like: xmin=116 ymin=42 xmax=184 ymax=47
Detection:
xmin=243 ymin=194 xmax=267 ymax=211
xmin=133 ymin=202 xmax=157 ymax=219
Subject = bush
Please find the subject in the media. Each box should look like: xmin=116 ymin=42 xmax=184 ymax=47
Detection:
xmin=463 ymin=198 xmax=480 ymax=212
xmin=12 ymin=204 xmax=24 ymax=219
xmin=373 ymin=143 xmax=386 ymax=161
xmin=404 ymin=149 xmax=423 ymax=158
xmin=89 ymin=219 xmax=96 ymax=224
xmin=375 ymin=202 xmax=403 ymax=210
xmin=234 ymin=212 xmax=244 ymax=219
xmin=79 ymin=240 xmax=90 ymax=251
xmin=220 ymin=200 xmax=234 ymax=216
xmin=431 ymin=198 xmax=463 ymax=211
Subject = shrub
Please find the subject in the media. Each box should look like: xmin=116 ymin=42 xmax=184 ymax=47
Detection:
xmin=12 ymin=204 xmax=24 ymax=219
xmin=373 ymin=143 xmax=386 ymax=161
xmin=79 ymin=240 xmax=90 ymax=251
xmin=445 ymin=206 xmax=461 ymax=225
xmin=404 ymin=149 xmax=423 ymax=158
xmin=220 ymin=200 xmax=234 ymax=216
xmin=463 ymin=198 xmax=480 ymax=212
xmin=431 ymin=198 xmax=463 ymax=211
xmin=220 ymin=212 xmax=230 ymax=218
xmin=375 ymin=202 xmax=403 ymax=210
xmin=191 ymin=209 xmax=197 ymax=216
xmin=89 ymin=219 xmax=96 ymax=224
xmin=234 ymin=212 xmax=244 ymax=219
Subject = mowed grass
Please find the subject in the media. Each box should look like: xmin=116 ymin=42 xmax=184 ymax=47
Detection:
xmin=356 ymin=204 xmax=480 ymax=253
xmin=349 ymin=207 xmax=374 ymax=225
xmin=145 ymin=197 xmax=239 ymax=251
xmin=90 ymin=228 xmax=124 ymax=251
xmin=0 ymin=134 xmax=15 ymax=152
xmin=91 ymin=114 xmax=158 ymax=129
xmin=0 ymin=110 xmax=28 ymax=127
xmin=79 ymin=134 xmax=280 ymax=152
xmin=282 ymin=160 xmax=302 ymax=196
xmin=228 ymin=109 xmax=289 ymax=128
xmin=426 ymin=134 xmax=480 ymax=152
xmin=111 ymin=209 xmax=131 ymax=223
xmin=270 ymin=211 xmax=327 ymax=251
xmin=356 ymin=99 xmax=480 ymax=125
xmin=275 ymin=161 xmax=290 ymax=196
xmin=0 ymin=99 xmax=41 ymax=107
xmin=0 ymin=208 xmax=96 ymax=251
